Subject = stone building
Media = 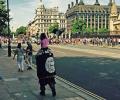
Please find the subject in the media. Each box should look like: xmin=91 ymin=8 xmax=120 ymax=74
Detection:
xmin=109 ymin=0 xmax=120 ymax=35
xmin=27 ymin=0 xmax=66 ymax=37
xmin=27 ymin=20 xmax=37 ymax=36
xmin=66 ymin=0 xmax=120 ymax=35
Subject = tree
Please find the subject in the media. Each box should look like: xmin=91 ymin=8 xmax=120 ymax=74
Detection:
xmin=85 ymin=27 xmax=94 ymax=33
xmin=71 ymin=18 xmax=86 ymax=36
xmin=0 ymin=0 xmax=8 ymax=34
xmin=48 ymin=22 xmax=59 ymax=34
xmin=84 ymin=27 xmax=94 ymax=36
xmin=2 ymin=27 xmax=11 ymax=36
xmin=16 ymin=26 xmax=26 ymax=35
xmin=97 ymin=28 xmax=109 ymax=36
xmin=11 ymin=31 xmax=15 ymax=36
xmin=98 ymin=28 xmax=109 ymax=33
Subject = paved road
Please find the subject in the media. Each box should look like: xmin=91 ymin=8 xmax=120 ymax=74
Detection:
xmin=64 ymin=44 xmax=120 ymax=54
xmin=48 ymin=46 xmax=120 ymax=100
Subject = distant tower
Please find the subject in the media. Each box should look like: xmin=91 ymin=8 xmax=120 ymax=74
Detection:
xmin=79 ymin=0 xmax=84 ymax=5
xmin=76 ymin=0 xmax=78 ymax=4
xmin=110 ymin=0 xmax=118 ymax=18
xmin=109 ymin=0 xmax=118 ymax=32
xmin=94 ymin=0 xmax=100 ymax=5
xmin=37 ymin=0 xmax=44 ymax=8
xmin=108 ymin=0 xmax=112 ymax=6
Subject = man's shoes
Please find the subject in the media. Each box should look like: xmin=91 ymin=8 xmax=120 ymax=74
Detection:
xmin=40 ymin=91 xmax=56 ymax=96
xmin=18 ymin=69 xmax=21 ymax=72
xmin=52 ymin=91 xmax=56 ymax=97
xmin=27 ymin=67 xmax=32 ymax=70
xmin=40 ymin=91 xmax=45 ymax=96
xmin=21 ymin=70 xmax=24 ymax=72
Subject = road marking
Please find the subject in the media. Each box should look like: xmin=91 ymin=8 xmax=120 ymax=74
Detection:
xmin=4 ymin=78 xmax=18 ymax=82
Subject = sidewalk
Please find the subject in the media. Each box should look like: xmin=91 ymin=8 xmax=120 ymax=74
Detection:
xmin=0 ymin=48 xmax=105 ymax=100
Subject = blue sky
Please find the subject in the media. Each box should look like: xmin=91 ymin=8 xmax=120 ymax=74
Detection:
xmin=9 ymin=0 xmax=120 ymax=31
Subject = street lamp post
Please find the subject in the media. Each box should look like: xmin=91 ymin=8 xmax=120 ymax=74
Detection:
xmin=7 ymin=0 xmax=11 ymax=57
xmin=36 ymin=32 xmax=39 ymax=42
xmin=37 ymin=28 xmax=40 ymax=42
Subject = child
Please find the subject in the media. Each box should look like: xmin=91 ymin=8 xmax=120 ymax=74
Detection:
xmin=13 ymin=43 xmax=25 ymax=72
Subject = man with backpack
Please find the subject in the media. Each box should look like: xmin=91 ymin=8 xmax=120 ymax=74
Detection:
xmin=36 ymin=33 xmax=56 ymax=96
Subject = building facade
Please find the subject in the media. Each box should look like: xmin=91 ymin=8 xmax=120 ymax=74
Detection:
xmin=27 ymin=20 xmax=37 ymax=36
xmin=66 ymin=0 xmax=120 ymax=35
xmin=27 ymin=0 xmax=66 ymax=37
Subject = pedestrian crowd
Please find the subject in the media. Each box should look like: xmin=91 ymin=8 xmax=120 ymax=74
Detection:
xmin=0 ymin=36 xmax=10 ymax=48
xmin=49 ymin=37 xmax=120 ymax=47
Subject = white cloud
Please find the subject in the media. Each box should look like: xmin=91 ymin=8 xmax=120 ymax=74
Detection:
xmin=43 ymin=0 xmax=73 ymax=12
xmin=9 ymin=12 xmax=14 ymax=18
xmin=10 ymin=0 xmax=38 ymax=30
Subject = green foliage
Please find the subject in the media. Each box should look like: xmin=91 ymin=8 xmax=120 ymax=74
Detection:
xmin=96 ymin=28 xmax=109 ymax=36
xmin=2 ymin=27 xmax=11 ymax=36
xmin=16 ymin=26 xmax=26 ymax=35
xmin=11 ymin=31 xmax=15 ymax=35
xmin=98 ymin=28 xmax=109 ymax=33
xmin=0 ymin=0 xmax=8 ymax=34
xmin=48 ymin=25 xmax=54 ymax=33
xmin=85 ymin=27 xmax=94 ymax=33
xmin=48 ymin=22 xmax=59 ymax=33
xmin=71 ymin=19 xmax=86 ymax=35
xmin=84 ymin=27 xmax=95 ymax=36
